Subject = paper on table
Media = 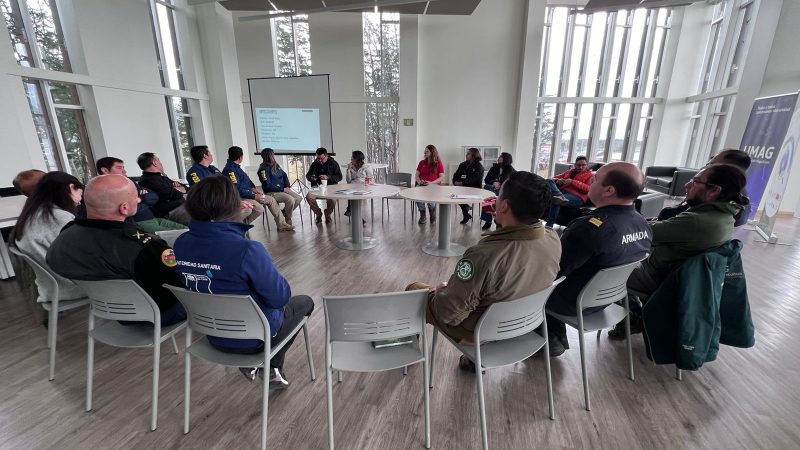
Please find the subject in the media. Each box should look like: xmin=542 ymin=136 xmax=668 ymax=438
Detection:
xmin=335 ymin=189 xmax=372 ymax=195
xmin=450 ymin=194 xmax=483 ymax=200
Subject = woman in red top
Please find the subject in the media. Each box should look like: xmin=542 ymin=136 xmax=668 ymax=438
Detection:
xmin=415 ymin=144 xmax=445 ymax=224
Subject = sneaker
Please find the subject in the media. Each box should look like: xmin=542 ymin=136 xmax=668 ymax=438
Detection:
xmin=315 ymin=213 xmax=322 ymax=224
xmin=325 ymin=214 xmax=333 ymax=224
xmin=548 ymin=337 xmax=566 ymax=357
xmin=362 ymin=219 xmax=367 ymax=226
xmin=418 ymin=213 xmax=427 ymax=224
xmin=551 ymin=195 xmax=570 ymax=206
xmin=481 ymin=221 xmax=491 ymax=230
xmin=344 ymin=208 xmax=351 ymax=217
xmin=267 ymin=368 xmax=290 ymax=390
xmin=278 ymin=224 xmax=295 ymax=232
xmin=460 ymin=213 xmax=472 ymax=225
xmin=239 ymin=367 xmax=260 ymax=382
xmin=458 ymin=355 xmax=476 ymax=372
xmin=608 ymin=315 xmax=643 ymax=341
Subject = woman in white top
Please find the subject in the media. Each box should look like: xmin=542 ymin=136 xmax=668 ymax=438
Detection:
xmin=12 ymin=171 xmax=86 ymax=303
xmin=344 ymin=151 xmax=373 ymax=222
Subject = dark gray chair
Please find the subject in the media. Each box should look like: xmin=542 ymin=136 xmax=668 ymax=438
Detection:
xmin=644 ymin=166 xmax=698 ymax=197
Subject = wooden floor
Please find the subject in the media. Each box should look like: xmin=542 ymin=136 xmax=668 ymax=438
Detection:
xmin=2 ymin=203 xmax=800 ymax=449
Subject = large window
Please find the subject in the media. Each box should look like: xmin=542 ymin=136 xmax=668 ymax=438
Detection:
xmin=363 ymin=11 xmax=399 ymax=172
xmin=533 ymin=6 xmax=672 ymax=177
xmin=2 ymin=0 xmax=95 ymax=181
xmin=149 ymin=0 xmax=195 ymax=175
xmin=271 ymin=14 xmax=312 ymax=183
xmin=684 ymin=0 xmax=755 ymax=168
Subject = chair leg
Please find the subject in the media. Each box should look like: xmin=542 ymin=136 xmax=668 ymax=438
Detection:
xmin=625 ymin=295 xmax=635 ymax=381
xmin=578 ymin=324 xmax=590 ymax=411
xmin=422 ymin=332 xmax=431 ymax=449
xmin=429 ymin=329 xmax=438 ymax=389
xmin=542 ymin=315 xmax=555 ymax=420
xmin=475 ymin=353 xmax=489 ymax=450
xmin=403 ymin=366 xmax=408 ymax=376
xmin=151 ymin=329 xmax=161 ymax=431
xmin=303 ymin=323 xmax=316 ymax=381
xmin=86 ymin=316 xmax=95 ymax=412
xmin=261 ymin=360 xmax=269 ymax=450
xmin=326 ymin=356 xmax=335 ymax=449
xmin=48 ymin=303 xmax=58 ymax=381
xmin=171 ymin=335 xmax=179 ymax=354
xmin=184 ymin=329 xmax=192 ymax=434
xmin=337 ymin=371 xmax=342 ymax=383
xmin=676 ymin=366 xmax=683 ymax=381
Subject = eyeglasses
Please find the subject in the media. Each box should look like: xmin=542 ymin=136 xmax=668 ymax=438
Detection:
xmin=574 ymin=163 xmax=588 ymax=167
xmin=689 ymin=177 xmax=716 ymax=187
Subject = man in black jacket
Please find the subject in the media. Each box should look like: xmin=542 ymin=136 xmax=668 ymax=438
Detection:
xmin=136 ymin=152 xmax=191 ymax=224
xmin=46 ymin=174 xmax=186 ymax=326
xmin=452 ymin=147 xmax=485 ymax=224
xmin=305 ymin=147 xmax=342 ymax=224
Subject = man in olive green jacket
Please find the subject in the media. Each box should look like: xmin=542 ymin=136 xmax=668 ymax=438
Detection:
xmin=407 ymin=171 xmax=561 ymax=345
xmin=627 ymin=163 xmax=748 ymax=296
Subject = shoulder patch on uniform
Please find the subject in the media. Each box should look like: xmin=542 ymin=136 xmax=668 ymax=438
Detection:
xmin=161 ymin=248 xmax=177 ymax=267
xmin=190 ymin=172 xmax=200 ymax=184
xmin=228 ymin=172 xmax=238 ymax=184
xmin=455 ymin=259 xmax=475 ymax=281
xmin=588 ymin=217 xmax=603 ymax=227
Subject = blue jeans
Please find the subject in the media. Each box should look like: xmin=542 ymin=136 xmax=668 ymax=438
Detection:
xmin=480 ymin=184 xmax=500 ymax=224
xmin=546 ymin=179 xmax=583 ymax=226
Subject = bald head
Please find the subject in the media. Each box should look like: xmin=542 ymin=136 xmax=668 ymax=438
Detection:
xmin=84 ymin=175 xmax=140 ymax=221
xmin=13 ymin=169 xmax=45 ymax=197
xmin=588 ymin=162 xmax=644 ymax=207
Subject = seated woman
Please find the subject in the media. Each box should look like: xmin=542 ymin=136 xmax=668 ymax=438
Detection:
xmin=415 ymin=144 xmax=445 ymax=224
xmin=344 ymin=150 xmax=372 ymax=223
xmin=173 ymin=176 xmax=314 ymax=388
xmin=257 ymin=147 xmax=302 ymax=227
xmin=480 ymin=152 xmax=516 ymax=230
xmin=12 ymin=171 xmax=86 ymax=304
xmin=452 ymin=147 xmax=485 ymax=224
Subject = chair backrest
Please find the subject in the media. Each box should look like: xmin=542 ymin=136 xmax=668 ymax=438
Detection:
xmin=577 ymin=259 xmax=644 ymax=311
xmin=386 ymin=172 xmax=412 ymax=188
xmin=155 ymin=229 xmax=188 ymax=247
xmin=475 ymin=277 xmax=565 ymax=342
xmin=323 ymin=289 xmax=428 ymax=342
xmin=9 ymin=246 xmax=59 ymax=298
xmin=74 ymin=279 xmax=159 ymax=323
xmin=164 ymin=285 xmax=269 ymax=341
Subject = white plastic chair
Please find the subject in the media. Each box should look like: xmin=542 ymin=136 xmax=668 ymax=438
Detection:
xmin=164 ymin=286 xmax=315 ymax=450
xmin=546 ymin=259 xmax=644 ymax=411
xmin=9 ymin=246 xmax=88 ymax=381
xmin=382 ymin=172 xmax=413 ymax=223
xmin=154 ymin=229 xmax=188 ymax=247
xmin=429 ymin=278 xmax=564 ymax=450
xmin=323 ymin=289 xmax=430 ymax=450
xmin=74 ymin=279 xmax=186 ymax=431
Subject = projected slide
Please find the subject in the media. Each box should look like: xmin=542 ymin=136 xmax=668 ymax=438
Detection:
xmin=255 ymin=107 xmax=321 ymax=151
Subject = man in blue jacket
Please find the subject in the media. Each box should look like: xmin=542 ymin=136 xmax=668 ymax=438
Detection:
xmin=223 ymin=146 xmax=292 ymax=231
xmin=186 ymin=145 xmax=256 ymax=223
xmin=173 ymin=176 xmax=313 ymax=387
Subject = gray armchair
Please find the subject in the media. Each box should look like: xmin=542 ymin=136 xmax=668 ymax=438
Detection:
xmin=644 ymin=166 xmax=698 ymax=197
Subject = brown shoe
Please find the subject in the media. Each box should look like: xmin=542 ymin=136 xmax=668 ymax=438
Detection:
xmin=325 ymin=213 xmax=333 ymax=224
xmin=315 ymin=213 xmax=322 ymax=224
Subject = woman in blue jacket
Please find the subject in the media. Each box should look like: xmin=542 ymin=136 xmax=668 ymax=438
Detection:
xmin=257 ymin=148 xmax=302 ymax=227
xmin=173 ymin=175 xmax=313 ymax=388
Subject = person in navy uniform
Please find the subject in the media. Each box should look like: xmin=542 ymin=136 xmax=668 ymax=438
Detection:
xmin=46 ymin=174 xmax=186 ymax=326
xmin=545 ymin=162 xmax=652 ymax=356
xmin=173 ymin=175 xmax=313 ymax=388
xmin=185 ymin=145 xmax=221 ymax=187
xmin=451 ymin=147 xmax=485 ymax=224
xmin=222 ymin=146 xmax=293 ymax=229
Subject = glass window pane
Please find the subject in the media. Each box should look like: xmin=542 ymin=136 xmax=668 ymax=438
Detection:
xmin=574 ymin=103 xmax=593 ymax=159
xmin=610 ymin=103 xmax=630 ymax=161
xmin=559 ymin=117 xmax=574 ymax=163
xmin=55 ymin=108 xmax=94 ymax=183
xmin=645 ymin=26 xmax=665 ymax=97
xmin=535 ymin=103 xmax=556 ymax=177
xmin=582 ymin=11 xmax=606 ymax=97
xmin=620 ymin=9 xmax=647 ymax=97
xmin=1 ymin=0 xmax=34 ymax=66
xmin=156 ymin=3 xmax=183 ymax=89
xmin=725 ymin=4 xmax=752 ymax=88
xmin=22 ymin=78 xmax=59 ymax=170
xmin=565 ymin=24 xmax=586 ymax=96
xmin=605 ymin=12 xmax=627 ymax=97
xmin=544 ymin=8 xmax=568 ymax=96
xmin=294 ymin=16 xmax=312 ymax=76
xmin=365 ymin=102 xmax=399 ymax=172
xmin=48 ymin=81 xmax=80 ymax=105
xmin=632 ymin=117 xmax=649 ymax=165
xmin=25 ymin=0 xmax=71 ymax=71
xmin=273 ymin=16 xmax=296 ymax=77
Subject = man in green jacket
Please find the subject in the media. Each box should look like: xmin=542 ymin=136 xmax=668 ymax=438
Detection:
xmin=627 ymin=163 xmax=747 ymax=295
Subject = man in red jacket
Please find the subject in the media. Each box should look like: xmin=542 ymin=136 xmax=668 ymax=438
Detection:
xmin=546 ymin=155 xmax=594 ymax=227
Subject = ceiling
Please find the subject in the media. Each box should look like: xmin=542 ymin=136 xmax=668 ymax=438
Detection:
xmin=582 ymin=0 xmax=709 ymax=13
xmin=189 ymin=0 xmax=482 ymax=15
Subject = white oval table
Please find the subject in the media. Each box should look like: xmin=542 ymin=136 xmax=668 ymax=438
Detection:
xmin=310 ymin=183 xmax=400 ymax=250
xmin=399 ymin=186 xmax=495 ymax=257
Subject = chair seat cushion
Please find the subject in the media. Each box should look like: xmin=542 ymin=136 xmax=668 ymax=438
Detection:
xmin=655 ymin=177 xmax=673 ymax=187
xmin=188 ymin=337 xmax=266 ymax=368
xmin=452 ymin=331 xmax=546 ymax=369
xmin=91 ymin=319 xmax=186 ymax=348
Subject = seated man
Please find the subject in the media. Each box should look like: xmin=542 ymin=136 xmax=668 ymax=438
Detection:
xmin=407 ymin=171 xmax=561 ymax=369
xmin=173 ymin=176 xmax=313 ymax=388
xmin=610 ymin=163 xmax=748 ymax=339
xmin=545 ymin=162 xmax=652 ymax=356
xmin=46 ymin=174 xmax=186 ymax=326
xmin=12 ymin=169 xmax=45 ymax=197
xmin=656 ymin=149 xmax=751 ymax=226
xmin=305 ymin=147 xmax=342 ymax=224
xmin=185 ymin=145 xmax=221 ymax=187
xmin=96 ymin=157 xmax=185 ymax=233
xmin=223 ymin=146 xmax=291 ymax=230
xmin=546 ymin=155 xmax=594 ymax=227
xmin=137 ymin=152 xmax=191 ymax=224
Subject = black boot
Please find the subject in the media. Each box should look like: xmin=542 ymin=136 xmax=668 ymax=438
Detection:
xmin=459 ymin=205 xmax=472 ymax=224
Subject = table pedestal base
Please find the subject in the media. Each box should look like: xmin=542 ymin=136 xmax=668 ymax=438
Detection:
xmin=335 ymin=199 xmax=376 ymax=251
xmin=422 ymin=241 xmax=465 ymax=257
xmin=337 ymin=236 xmax=378 ymax=251
xmin=420 ymin=203 xmax=466 ymax=257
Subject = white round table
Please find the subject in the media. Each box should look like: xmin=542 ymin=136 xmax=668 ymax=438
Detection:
xmin=310 ymin=183 xmax=400 ymax=250
xmin=399 ymin=186 xmax=495 ymax=257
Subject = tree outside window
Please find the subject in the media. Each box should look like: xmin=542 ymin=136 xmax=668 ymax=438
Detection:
xmin=363 ymin=12 xmax=399 ymax=173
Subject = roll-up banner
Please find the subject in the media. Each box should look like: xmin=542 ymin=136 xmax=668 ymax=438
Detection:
xmin=740 ymin=94 xmax=798 ymax=214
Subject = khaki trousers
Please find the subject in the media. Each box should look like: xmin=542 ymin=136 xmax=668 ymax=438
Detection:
xmin=268 ymin=190 xmax=302 ymax=222
xmin=306 ymin=192 xmax=335 ymax=217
